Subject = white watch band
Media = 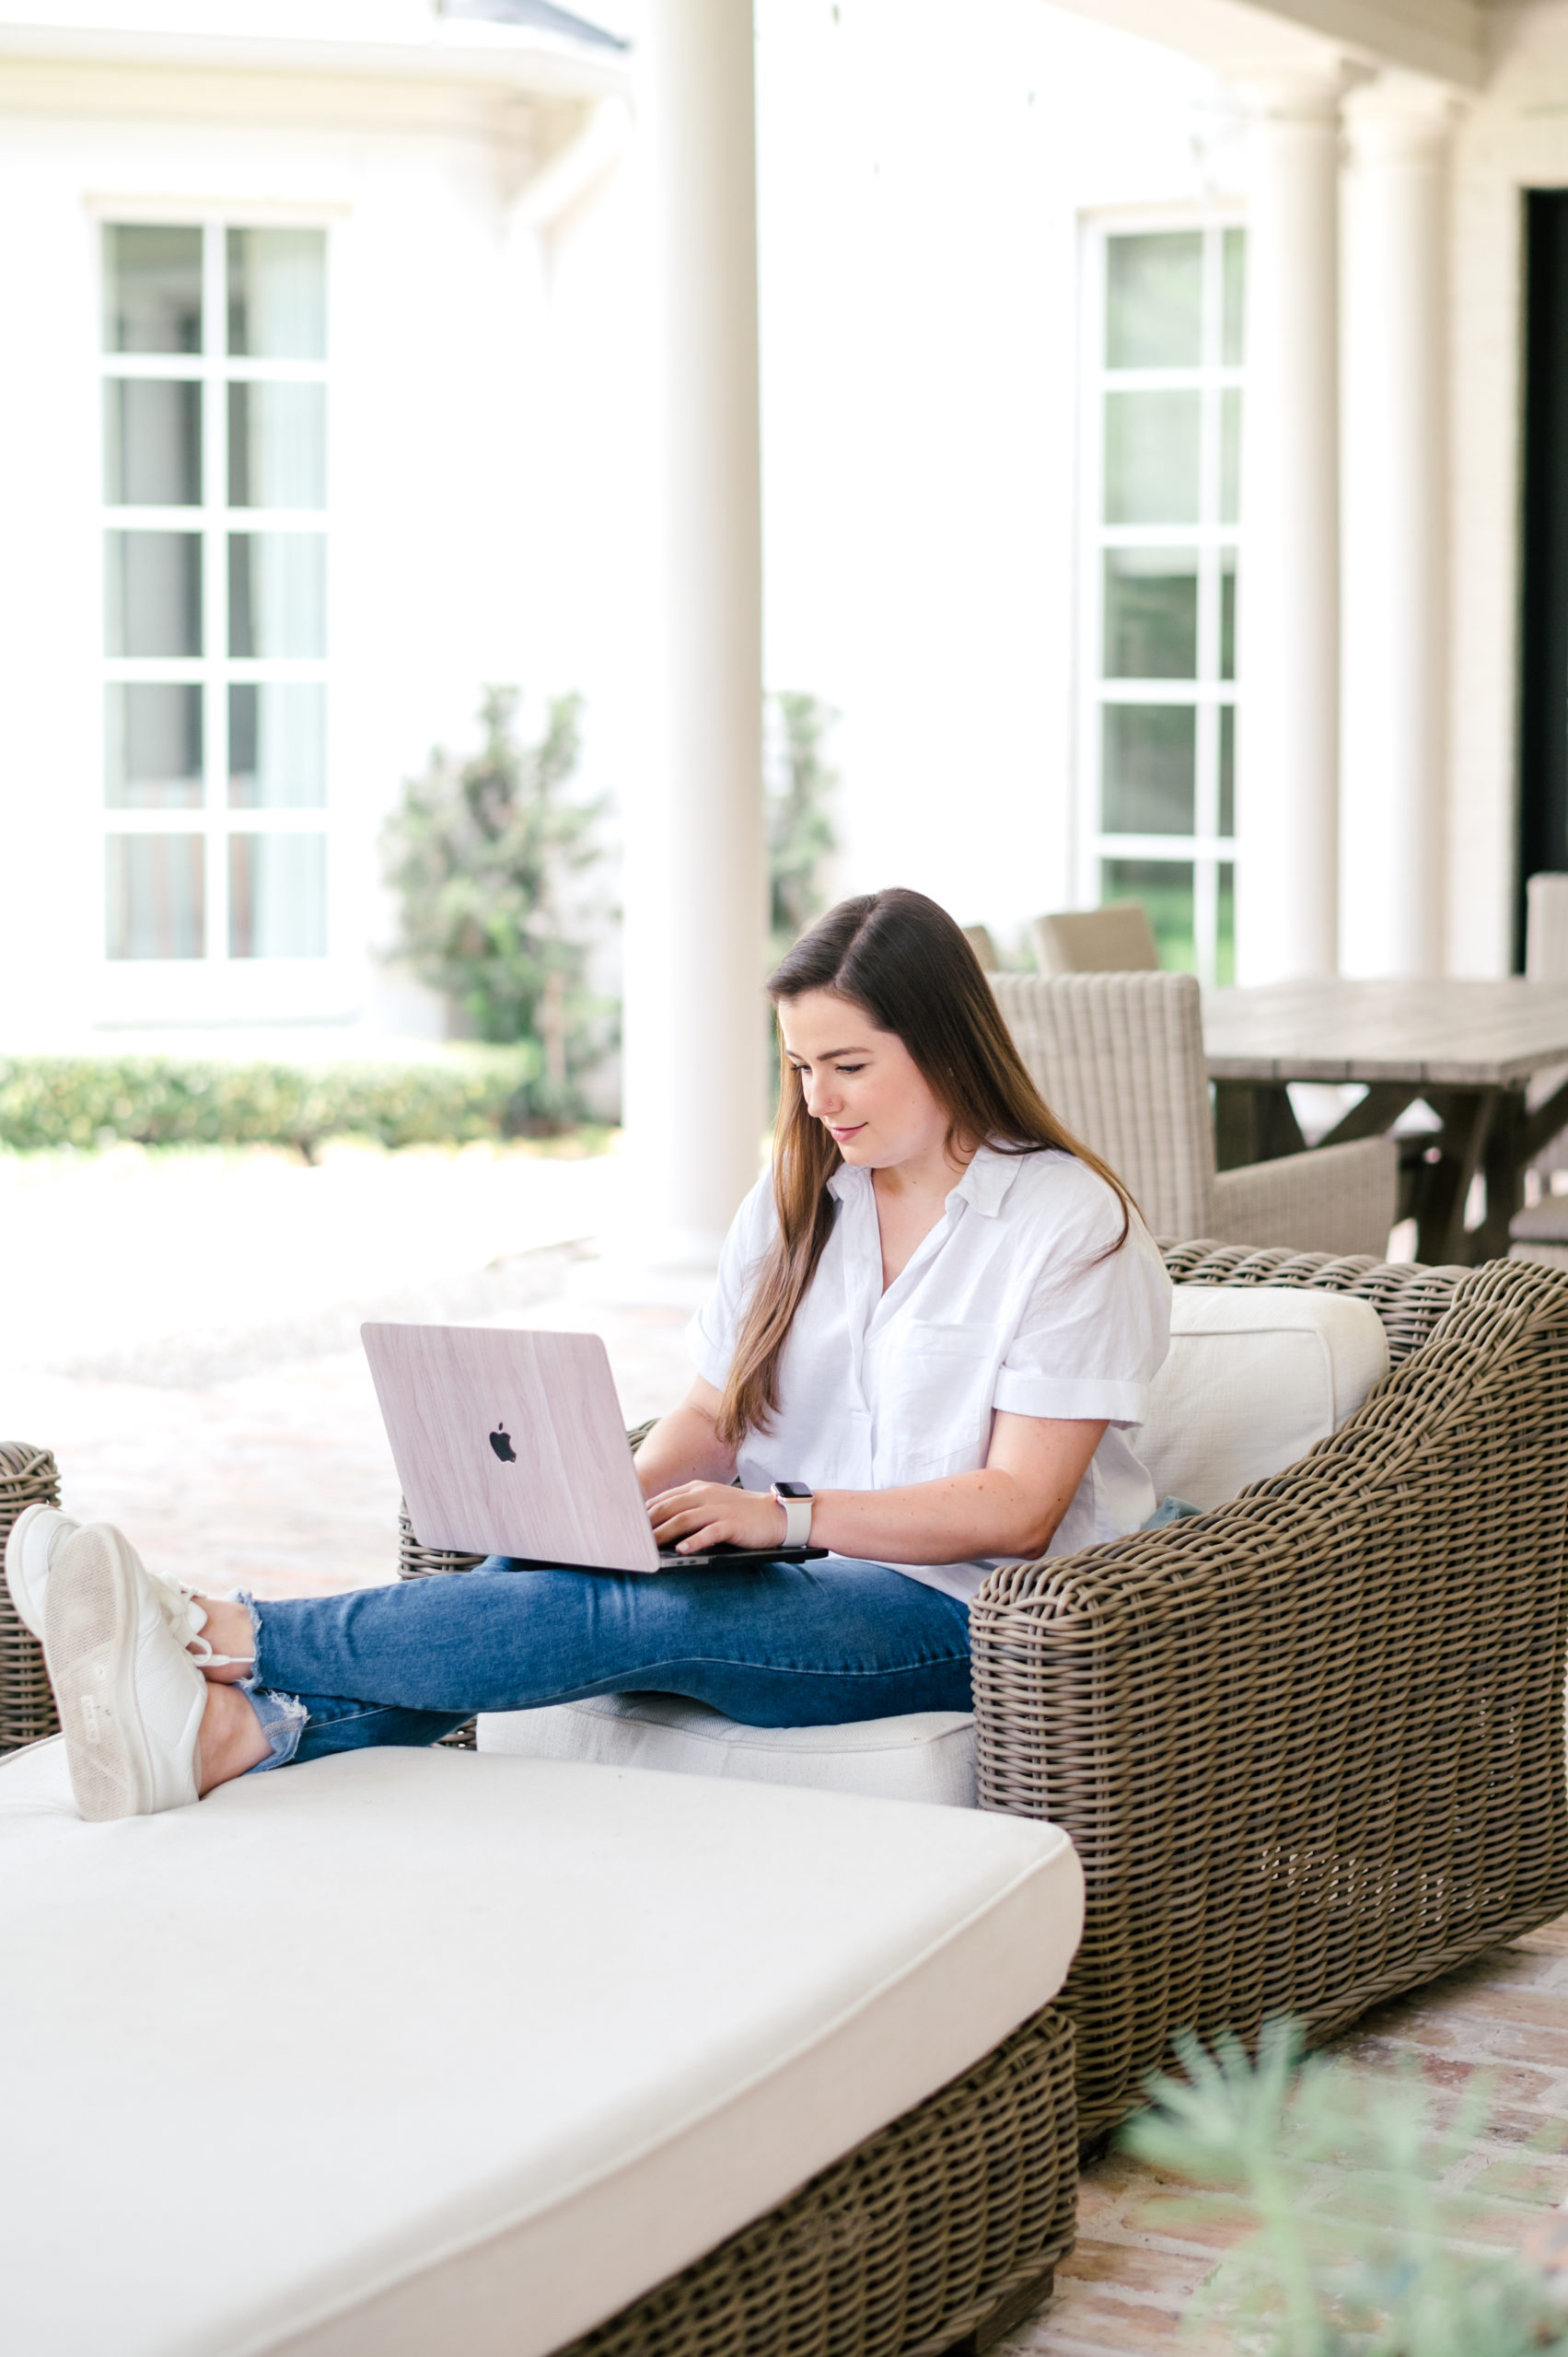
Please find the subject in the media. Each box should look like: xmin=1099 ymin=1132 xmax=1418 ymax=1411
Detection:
xmin=777 ymin=1493 xmax=813 ymax=1549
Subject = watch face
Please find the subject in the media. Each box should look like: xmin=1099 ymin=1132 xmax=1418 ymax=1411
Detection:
xmin=775 ymin=1481 xmax=813 ymax=1501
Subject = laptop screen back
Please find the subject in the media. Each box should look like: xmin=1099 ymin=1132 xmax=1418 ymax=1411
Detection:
xmin=362 ymin=1322 xmax=658 ymax=1573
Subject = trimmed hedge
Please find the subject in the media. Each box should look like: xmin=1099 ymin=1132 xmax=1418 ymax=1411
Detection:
xmin=0 ymin=1048 xmax=543 ymax=1158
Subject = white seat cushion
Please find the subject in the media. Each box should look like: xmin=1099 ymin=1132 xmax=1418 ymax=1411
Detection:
xmin=479 ymin=1692 xmax=977 ymax=1806
xmin=0 ymin=1737 xmax=1081 ymax=2357
xmin=1139 ymin=1283 xmax=1389 ymax=1511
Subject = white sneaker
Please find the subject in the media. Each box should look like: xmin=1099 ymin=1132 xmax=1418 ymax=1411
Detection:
xmin=5 ymin=1504 xmax=81 ymax=1639
xmin=6 ymin=1501 xmax=245 ymax=1666
xmin=44 ymin=1523 xmax=209 ymax=1820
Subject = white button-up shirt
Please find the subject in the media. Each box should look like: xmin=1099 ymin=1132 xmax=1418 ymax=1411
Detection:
xmin=689 ymin=1144 xmax=1172 ymax=1603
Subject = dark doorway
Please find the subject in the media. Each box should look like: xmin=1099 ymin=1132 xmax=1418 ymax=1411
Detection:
xmin=1519 ymin=190 xmax=1568 ymax=963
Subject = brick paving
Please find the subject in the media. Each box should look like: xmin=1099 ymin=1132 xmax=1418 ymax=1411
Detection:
xmin=0 ymin=1253 xmax=703 ymax=1596
xmin=0 ymin=1140 xmax=691 ymax=1596
xmin=997 ymin=1926 xmax=1568 ymax=2353
xmin=6 ymin=1143 xmax=1568 ymax=2351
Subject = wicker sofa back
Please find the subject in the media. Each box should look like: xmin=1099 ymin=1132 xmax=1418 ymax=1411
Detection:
xmin=0 ymin=1443 xmax=61 ymax=1752
xmin=971 ymin=1243 xmax=1568 ymax=2146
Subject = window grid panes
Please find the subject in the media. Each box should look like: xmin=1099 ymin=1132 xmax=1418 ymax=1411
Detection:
xmin=1080 ymin=221 xmax=1243 ymax=984
xmin=101 ymin=221 xmax=329 ymax=962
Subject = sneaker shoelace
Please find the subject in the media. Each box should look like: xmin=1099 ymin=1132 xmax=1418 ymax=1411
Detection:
xmin=151 ymin=1577 xmax=253 ymax=1670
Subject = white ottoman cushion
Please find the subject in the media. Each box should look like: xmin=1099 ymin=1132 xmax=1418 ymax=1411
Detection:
xmin=1138 ymin=1283 xmax=1388 ymax=1512
xmin=0 ymin=1736 xmax=1082 ymax=2357
xmin=479 ymin=1692 xmax=977 ymax=1806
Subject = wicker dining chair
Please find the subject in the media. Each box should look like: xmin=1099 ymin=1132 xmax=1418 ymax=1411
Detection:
xmin=1031 ymin=900 xmax=1159 ymax=976
xmin=960 ymin=923 xmax=1001 ymax=973
xmin=992 ymin=970 xmax=1398 ymax=1260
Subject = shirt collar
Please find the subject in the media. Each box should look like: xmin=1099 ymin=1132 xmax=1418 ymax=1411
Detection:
xmin=948 ymin=1143 xmax=1028 ymax=1218
xmin=826 ymin=1161 xmax=870 ymax=1205
xmin=825 ymin=1142 xmax=1029 ymax=1218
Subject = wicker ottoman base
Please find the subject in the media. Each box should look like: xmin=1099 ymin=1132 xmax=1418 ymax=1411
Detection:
xmin=552 ymin=2005 xmax=1076 ymax=2357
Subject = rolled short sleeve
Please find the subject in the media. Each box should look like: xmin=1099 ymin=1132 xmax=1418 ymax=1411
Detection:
xmin=993 ymin=1184 xmax=1171 ymax=1427
xmin=686 ymin=1173 xmax=778 ymax=1391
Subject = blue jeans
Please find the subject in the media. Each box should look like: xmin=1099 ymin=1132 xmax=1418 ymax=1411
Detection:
xmin=241 ymin=1558 xmax=973 ymax=1771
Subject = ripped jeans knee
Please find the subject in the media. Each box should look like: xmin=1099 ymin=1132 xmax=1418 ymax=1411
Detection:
xmin=233 ymin=1591 xmax=308 ymax=1774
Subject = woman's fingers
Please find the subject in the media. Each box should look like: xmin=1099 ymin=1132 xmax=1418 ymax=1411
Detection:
xmin=676 ymin=1528 xmax=737 ymax=1554
xmin=651 ymin=1508 xmax=731 ymax=1549
xmin=641 ymin=1480 xmax=783 ymax=1555
xmin=647 ymin=1482 xmax=778 ymax=1554
xmin=648 ymin=1496 xmax=720 ymax=1545
xmin=649 ymin=1508 xmax=703 ymax=1540
xmin=656 ymin=1515 xmax=735 ymax=1554
xmin=645 ymin=1481 xmax=711 ymax=1519
xmin=648 ymin=1486 xmax=715 ymax=1527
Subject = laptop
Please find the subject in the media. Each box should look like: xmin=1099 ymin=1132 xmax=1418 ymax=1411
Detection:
xmin=361 ymin=1320 xmax=829 ymax=1573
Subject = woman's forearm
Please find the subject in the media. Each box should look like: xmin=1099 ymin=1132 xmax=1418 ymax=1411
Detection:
xmin=645 ymin=1413 xmax=1108 ymax=1562
xmin=808 ymin=1469 xmax=1067 ymax=1564
xmin=633 ymin=1401 xmax=737 ymax=1499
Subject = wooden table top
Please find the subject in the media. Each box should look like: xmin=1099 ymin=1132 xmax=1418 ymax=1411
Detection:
xmin=1202 ymin=978 xmax=1568 ymax=1086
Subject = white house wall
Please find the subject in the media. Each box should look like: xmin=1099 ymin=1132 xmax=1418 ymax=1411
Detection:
xmin=8 ymin=0 xmax=1559 ymax=1063
xmin=1446 ymin=3 xmax=1568 ymax=977
xmin=752 ymin=0 xmax=1220 ymax=952
xmin=0 ymin=55 xmax=566 ymax=1051
xmin=0 ymin=2 xmax=1234 ymax=1060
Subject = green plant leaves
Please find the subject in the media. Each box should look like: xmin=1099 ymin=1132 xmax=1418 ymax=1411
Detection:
xmin=380 ymin=687 xmax=614 ymax=1120
xmin=0 ymin=1049 xmax=540 ymax=1158
xmin=1121 ymin=2021 xmax=1568 ymax=2355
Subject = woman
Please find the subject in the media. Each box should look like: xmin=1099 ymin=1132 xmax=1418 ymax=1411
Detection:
xmin=13 ymin=889 xmax=1171 ymax=1822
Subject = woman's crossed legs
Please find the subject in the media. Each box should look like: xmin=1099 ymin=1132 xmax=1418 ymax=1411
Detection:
xmin=45 ymin=1532 xmax=974 ymax=1815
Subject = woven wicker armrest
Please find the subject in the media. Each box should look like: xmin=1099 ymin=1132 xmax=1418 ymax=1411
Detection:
xmin=970 ymin=1245 xmax=1568 ymax=2147
xmin=1211 ymin=1136 xmax=1399 ymax=1261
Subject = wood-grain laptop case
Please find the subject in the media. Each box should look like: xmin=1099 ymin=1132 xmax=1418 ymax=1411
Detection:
xmin=361 ymin=1321 xmax=827 ymax=1573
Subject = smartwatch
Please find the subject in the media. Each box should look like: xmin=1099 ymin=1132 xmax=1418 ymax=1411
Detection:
xmin=772 ymin=1481 xmax=814 ymax=1549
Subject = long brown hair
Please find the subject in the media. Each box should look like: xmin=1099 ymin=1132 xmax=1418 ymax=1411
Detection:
xmin=717 ymin=888 xmax=1137 ymax=1446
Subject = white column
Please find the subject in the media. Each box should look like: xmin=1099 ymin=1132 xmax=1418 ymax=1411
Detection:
xmin=621 ymin=0 xmax=767 ymax=1261
xmin=1340 ymin=76 xmax=1455 ymax=979
xmin=1235 ymin=72 xmax=1348 ymax=983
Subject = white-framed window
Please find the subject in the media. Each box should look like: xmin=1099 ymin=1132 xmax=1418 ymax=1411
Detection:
xmin=101 ymin=221 xmax=329 ymax=964
xmin=1077 ymin=217 xmax=1243 ymax=983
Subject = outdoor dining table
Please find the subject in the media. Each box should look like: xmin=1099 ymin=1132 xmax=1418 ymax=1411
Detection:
xmin=1202 ymin=978 xmax=1568 ymax=1265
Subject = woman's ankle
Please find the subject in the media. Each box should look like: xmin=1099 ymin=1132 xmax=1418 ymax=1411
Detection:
xmin=197 ymin=1682 xmax=271 ymax=1795
xmin=192 ymin=1594 xmax=256 ymax=1681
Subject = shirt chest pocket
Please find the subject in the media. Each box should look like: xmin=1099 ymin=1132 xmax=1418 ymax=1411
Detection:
xmin=878 ymin=1320 xmax=998 ymax=1455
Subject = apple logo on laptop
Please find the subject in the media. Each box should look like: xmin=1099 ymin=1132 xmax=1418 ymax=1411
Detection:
xmin=490 ymin=1422 xmax=517 ymax=1464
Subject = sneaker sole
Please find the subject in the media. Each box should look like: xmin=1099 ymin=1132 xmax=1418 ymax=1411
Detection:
xmin=45 ymin=1527 xmax=155 ymax=1821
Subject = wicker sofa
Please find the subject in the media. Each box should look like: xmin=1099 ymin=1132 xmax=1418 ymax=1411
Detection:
xmin=457 ymin=1242 xmax=1568 ymax=2168
xmin=975 ymin=1241 xmax=1568 ymax=2146
xmin=6 ymin=1242 xmax=1568 ymax=2357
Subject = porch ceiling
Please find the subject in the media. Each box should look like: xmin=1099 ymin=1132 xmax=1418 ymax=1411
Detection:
xmin=1045 ymin=0 xmax=1487 ymax=88
xmin=0 ymin=3 xmax=632 ymax=96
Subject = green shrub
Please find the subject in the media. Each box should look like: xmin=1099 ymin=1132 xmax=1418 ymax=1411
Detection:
xmin=380 ymin=687 xmax=614 ymax=1122
xmin=1123 ymin=2019 xmax=1568 ymax=2354
xmin=0 ymin=1049 xmax=543 ymax=1160
xmin=768 ymin=690 xmax=840 ymax=969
